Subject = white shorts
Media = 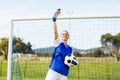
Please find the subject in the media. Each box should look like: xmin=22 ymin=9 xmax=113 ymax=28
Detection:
xmin=45 ymin=69 xmax=67 ymax=80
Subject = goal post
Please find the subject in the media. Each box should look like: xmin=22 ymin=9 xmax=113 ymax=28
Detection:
xmin=7 ymin=20 xmax=14 ymax=80
xmin=7 ymin=16 xmax=120 ymax=80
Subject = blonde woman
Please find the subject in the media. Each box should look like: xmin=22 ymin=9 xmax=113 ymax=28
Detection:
xmin=45 ymin=9 xmax=74 ymax=80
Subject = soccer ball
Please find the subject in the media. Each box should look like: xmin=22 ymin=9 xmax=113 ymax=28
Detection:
xmin=64 ymin=54 xmax=78 ymax=67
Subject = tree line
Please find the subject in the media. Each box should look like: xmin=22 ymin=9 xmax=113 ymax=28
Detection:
xmin=0 ymin=32 xmax=120 ymax=60
xmin=100 ymin=32 xmax=120 ymax=61
xmin=0 ymin=37 xmax=33 ymax=60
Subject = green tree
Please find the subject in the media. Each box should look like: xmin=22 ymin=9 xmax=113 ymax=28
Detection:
xmin=94 ymin=49 xmax=104 ymax=57
xmin=13 ymin=37 xmax=33 ymax=54
xmin=0 ymin=37 xmax=33 ymax=60
xmin=112 ymin=33 xmax=120 ymax=48
xmin=100 ymin=33 xmax=120 ymax=61
xmin=0 ymin=38 xmax=8 ymax=60
xmin=73 ymin=51 xmax=82 ymax=57
xmin=100 ymin=33 xmax=112 ymax=45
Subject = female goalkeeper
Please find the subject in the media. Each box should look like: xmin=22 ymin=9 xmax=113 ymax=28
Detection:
xmin=45 ymin=9 xmax=73 ymax=80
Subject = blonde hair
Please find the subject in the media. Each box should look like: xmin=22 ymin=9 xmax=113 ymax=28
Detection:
xmin=61 ymin=30 xmax=69 ymax=37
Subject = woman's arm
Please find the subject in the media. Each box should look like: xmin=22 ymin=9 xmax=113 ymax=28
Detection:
xmin=53 ymin=22 xmax=58 ymax=40
xmin=52 ymin=9 xmax=61 ymax=40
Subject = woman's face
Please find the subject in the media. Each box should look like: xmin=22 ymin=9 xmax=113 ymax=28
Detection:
xmin=61 ymin=31 xmax=69 ymax=42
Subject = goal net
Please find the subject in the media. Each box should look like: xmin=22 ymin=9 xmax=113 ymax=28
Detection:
xmin=8 ymin=17 xmax=120 ymax=80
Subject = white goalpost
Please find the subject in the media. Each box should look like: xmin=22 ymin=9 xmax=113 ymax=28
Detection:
xmin=7 ymin=21 xmax=14 ymax=80
xmin=7 ymin=16 xmax=120 ymax=80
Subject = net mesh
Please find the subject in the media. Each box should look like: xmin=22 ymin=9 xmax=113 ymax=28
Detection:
xmin=10 ymin=17 xmax=120 ymax=80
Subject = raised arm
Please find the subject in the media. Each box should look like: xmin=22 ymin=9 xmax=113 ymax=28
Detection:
xmin=52 ymin=9 xmax=61 ymax=40
xmin=53 ymin=22 xmax=58 ymax=40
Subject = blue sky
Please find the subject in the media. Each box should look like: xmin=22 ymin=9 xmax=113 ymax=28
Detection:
xmin=0 ymin=0 xmax=120 ymax=38
xmin=0 ymin=0 xmax=120 ymax=49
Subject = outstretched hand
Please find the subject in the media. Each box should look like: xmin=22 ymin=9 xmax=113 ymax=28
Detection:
xmin=53 ymin=8 xmax=61 ymax=18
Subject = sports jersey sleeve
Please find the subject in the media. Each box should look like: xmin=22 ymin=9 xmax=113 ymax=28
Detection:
xmin=53 ymin=37 xmax=61 ymax=47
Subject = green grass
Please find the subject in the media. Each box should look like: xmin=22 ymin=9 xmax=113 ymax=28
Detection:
xmin=1 ymin=61 xmax=120 ymax=80
xmin=0 ymin=61 xmax=7 ymax=80
xmin=70 ymin=62 xmax=120 ymax=80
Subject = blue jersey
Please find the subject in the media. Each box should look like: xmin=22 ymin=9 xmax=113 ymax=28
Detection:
xmin=49 ymin=42 xmax=72 ymax=76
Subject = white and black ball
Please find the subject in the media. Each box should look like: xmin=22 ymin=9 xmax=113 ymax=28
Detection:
xmin=64 ymin=54 xmax=78 ymax=67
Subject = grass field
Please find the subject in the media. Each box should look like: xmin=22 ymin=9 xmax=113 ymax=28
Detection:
xmin=0 ymin=57 xmax=120 ymax=80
